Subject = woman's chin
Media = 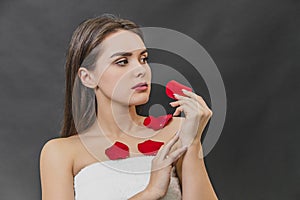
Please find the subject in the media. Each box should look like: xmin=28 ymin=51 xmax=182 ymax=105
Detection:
xmin=129 ymin=95 xmax=150 ymax=106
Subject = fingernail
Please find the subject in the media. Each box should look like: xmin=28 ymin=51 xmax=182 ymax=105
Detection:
xmin=175 ymin=130 xmax=180 ymax=136
xmin=174 ymin=93 xmax=179 ymax=97
xmin=182 ymin=89 xmax=187 ymax=92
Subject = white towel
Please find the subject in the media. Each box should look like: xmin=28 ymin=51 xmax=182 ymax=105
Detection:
xmin=74 ymin=155 xmax=182 ymax=200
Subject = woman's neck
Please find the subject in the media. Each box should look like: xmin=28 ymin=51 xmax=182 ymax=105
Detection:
xmin=92 ymin=94 xmax=146 ymax=138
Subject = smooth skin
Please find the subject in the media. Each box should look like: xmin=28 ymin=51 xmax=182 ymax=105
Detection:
xmin=131 ymin=89 xmax=218 ymax=199
xmin=40 ymin=29 xmax=218 ymax=200
xmin=171 ymin=90 xmax=218 ymax=200
xmin=129 ymin=132 xmax=188 ymax=199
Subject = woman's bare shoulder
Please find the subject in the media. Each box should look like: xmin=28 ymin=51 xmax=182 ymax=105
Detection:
xmin=40 ymin=137 xmax=78 ymax=199
xmin=40 ymin=137 xmax=78 ymax=170
xmin=41 ymin=136 xmax=76 ymax=154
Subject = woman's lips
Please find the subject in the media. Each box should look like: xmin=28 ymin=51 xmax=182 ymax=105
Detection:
xmin=132 ymin=82 xmax=148 ymax=90
xmin=132 ymin=82 xmax=147 ymax=88
xmin=133 ymin=85 xmax=148 ymax=91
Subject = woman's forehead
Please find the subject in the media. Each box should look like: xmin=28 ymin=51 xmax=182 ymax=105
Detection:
xmin=100 ymin=30 xmax=146 ymax=58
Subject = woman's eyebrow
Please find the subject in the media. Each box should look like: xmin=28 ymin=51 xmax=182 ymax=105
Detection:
xmin=110 ymin=49 xmax=148 ymax=58
xmin=110 ymin=52 xmax=132 ymax=58
xmin=140 ymin=49 xmax=148 ymax=55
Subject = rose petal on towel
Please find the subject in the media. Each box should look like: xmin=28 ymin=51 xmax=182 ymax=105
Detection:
xmin=105 ymin=141 xmax=130 ymax=160
xmin=166 ymin=80 xmax=193 ymax=100
xmin=138 ymin=139 xmax=165 ymax=156
xmin=143 ymin=114 xmax=173 ymax=130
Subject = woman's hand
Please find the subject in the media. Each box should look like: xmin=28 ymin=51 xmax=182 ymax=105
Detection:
xmin=145 ymin=132 xmax=188 ymax=199
xmin=169 ymin=89 xmax=213 ymax=147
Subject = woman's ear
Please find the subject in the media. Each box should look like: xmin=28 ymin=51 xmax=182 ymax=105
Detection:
xmin=78 ymin=67 xmax=98 ymax=88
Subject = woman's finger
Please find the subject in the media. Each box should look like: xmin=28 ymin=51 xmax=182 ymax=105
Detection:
xmin=174 ymin=94 xmax=193 ymax=102
xmin=173 ymin=102 xmax=198 ymax=117
xmin=170 ymin=99 xmax=198 ymax=107
xmin=172 ymin=94 xmax=202 ymax=110
xmin=155 ymin=141 xmax=166 ymax=158
xmin=157 ymin=131 xmax=180 ymax=160
xmin=182 ymin=89 xmax=210 ymax=110
xmin=173 ymin=93 xmax=209 ymax=117
xmin=181 ymin=89 xmax=198 ymax=100
xmin=165 ymin=145 xmax=188 ymax=165
xmin=173 ymin=106 xmax=183 ymax=116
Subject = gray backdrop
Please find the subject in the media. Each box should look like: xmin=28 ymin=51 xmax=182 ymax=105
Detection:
xmin=0 ymin=0 xmax=299 ymax=199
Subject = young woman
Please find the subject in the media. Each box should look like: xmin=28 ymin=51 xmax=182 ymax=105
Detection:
xmin=40 ymin=14 xmax=218 ymax=200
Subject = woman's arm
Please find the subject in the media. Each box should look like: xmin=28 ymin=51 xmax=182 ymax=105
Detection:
xmin=180 ymin=140 xmax=218 ymax=200
xmin=128 ymin=187 xmax=161 ymax=200
xmin=175 ymin=141 xmax=218 ymax=200
xmin=40 ymin=138 xmax=75 ymax=200
xmin=171 ymin=89 xmax=218 ymax=199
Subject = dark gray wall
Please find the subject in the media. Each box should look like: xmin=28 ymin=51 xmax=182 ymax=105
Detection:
xmin=0 ymin=0 xmax=299 ymax=199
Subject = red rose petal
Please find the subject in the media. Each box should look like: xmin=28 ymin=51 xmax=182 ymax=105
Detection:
xmin=143 ymin=114 xmax=173 ymax=130
xmin=166 ymin=80 xmax=193 ymax=100
xmin=105 ymin=141 xmax=130 ymax=160
xmin=138 ymin=139 xmax=165 ymax=156
xmin=143 ymin=115 xmax=153 ymax=127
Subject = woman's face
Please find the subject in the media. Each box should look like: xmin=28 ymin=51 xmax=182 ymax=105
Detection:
xmin=93 ymin=30 xmax=151 ymax=106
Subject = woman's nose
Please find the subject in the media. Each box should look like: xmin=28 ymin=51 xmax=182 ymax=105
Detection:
xmin=134 ymin=63 xmax=146 ymax=78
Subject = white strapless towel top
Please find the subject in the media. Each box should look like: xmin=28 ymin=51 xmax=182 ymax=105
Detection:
xmin=74 ymin=155 xmax=182 ymax=200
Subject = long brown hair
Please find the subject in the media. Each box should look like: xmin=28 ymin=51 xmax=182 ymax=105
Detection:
xmin=60 ymin=14 xmax=143 ymax=138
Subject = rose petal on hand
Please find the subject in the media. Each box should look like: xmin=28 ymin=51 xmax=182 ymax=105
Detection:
xmin=166 ymin=80 xmax=193 ymax=100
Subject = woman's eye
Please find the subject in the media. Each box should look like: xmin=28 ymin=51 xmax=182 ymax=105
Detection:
xmin=115 ymin=59 xmax=128 ymax=66
xmin=141 ymin=56 xmax=149 ymax=63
